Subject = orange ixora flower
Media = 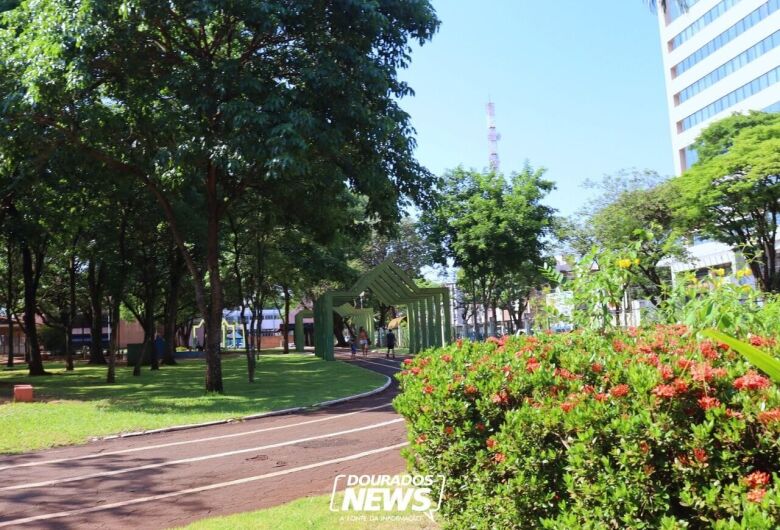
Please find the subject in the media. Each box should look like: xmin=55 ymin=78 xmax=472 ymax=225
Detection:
xmin=698 ymin=396 xmax=721 ymax=410
xmin=733 ymin=371 xmax=771 ymax=391
xmin=652 ymin=384 xmax=676 ymax=399
xmin=747 ymin=488 xmax=767 ymax=503
xmin=743 ymin=471 xmax=772 ymax=488
xmin=758 ymin=409 xmax=780 ymax=424
xmin=610 ymin=384 xmax=630 ymax=398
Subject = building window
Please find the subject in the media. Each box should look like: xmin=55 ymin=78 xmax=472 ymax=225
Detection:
xmin=679 ymin=65 xmax=780 ymax=131
xmin=676 ymin=30 xmax=780 ymax=104
xmin=673 ymin=0 xmax=779 ymax=77
xmin=670 ymin=0 xmax=741 ymax=50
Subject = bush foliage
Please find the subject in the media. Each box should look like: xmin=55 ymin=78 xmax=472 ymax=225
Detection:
xmin=394 ymin=327 xmax=780 ymax=529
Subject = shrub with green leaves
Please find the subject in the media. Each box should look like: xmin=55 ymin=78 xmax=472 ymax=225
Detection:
xmin=394 ymin=327 xmax=780 ymax=529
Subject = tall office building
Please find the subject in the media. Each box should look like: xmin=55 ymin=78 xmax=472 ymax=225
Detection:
xmin=658 ymin=0 xmax=780 ymax=175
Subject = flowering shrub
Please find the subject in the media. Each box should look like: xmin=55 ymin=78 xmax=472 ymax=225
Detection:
xmin=393 ymin=326 xmax=780 ymax=529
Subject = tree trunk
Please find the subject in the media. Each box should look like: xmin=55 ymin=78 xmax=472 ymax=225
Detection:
xmin=107 ymin=297 xmax=119 ymax=384
xmin=471 ymin=279 xmax=478 ymax=339
xmin=65 ymin=252 xmax=76 ymax=371
xmin=282 ymin=285 xmax=290 ymax=354
xmin=204 ymin=163 xmax=224 ymax=393
xmin=87 ymin=259 xmax=107 ymax=364
xmin=146 ymin=280 xmax=159 ymax=371
xmin=162 ymin=248 xmax=183 ymax=366
xmin=6 ymin=240 xmax=14 ymax=368
xmin=21 ymin=242 xmax=46 ymax=376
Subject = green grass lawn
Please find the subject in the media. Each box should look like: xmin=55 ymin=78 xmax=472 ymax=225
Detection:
xmin=175 ymin=492 xmax=439 ymax=530
xmin=0 ymin=354 xmax=388 ymax=454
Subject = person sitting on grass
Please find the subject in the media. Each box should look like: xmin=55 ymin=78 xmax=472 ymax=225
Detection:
xmin=385 ymin=329 xmax=396 ymax=360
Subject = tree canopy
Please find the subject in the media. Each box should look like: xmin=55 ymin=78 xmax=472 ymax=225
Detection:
xmin=672 ymin=112 xmax=780 ymax=292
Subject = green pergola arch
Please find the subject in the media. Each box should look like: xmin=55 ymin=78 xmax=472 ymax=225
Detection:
xmin=294 ymin=260 xmax=452 ymax=360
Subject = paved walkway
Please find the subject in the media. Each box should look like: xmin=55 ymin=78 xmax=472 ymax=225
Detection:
xmin=0 ymin=351 xmax=406 ymax=529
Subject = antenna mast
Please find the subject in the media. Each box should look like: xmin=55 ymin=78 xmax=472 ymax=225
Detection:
xmin=486 ymin=100 xmax=500 ymax=172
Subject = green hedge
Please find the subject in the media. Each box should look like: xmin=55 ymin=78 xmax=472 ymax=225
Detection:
xmin=393 ymin=326 xmax=780 ymax=529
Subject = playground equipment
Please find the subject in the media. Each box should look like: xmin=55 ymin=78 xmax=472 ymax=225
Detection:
xmin=191 ymin=318 xmax=245 ymax=350
xmin=294 ymin=260 xmax=451 ymax=360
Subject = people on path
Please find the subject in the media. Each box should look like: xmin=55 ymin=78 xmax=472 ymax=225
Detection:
xmin=358 ymin=327 xmax=369 ymax=357
xmin=385 ymin=329 xmax=396 ymax=359
xmin=350 ymin=336 xmax=357 ymax=358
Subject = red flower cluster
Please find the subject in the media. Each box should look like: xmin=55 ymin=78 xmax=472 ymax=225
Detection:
xmin=733 ymin=371 xmax=771 ymax=391
xmin=691 ymin=362 xmax=715 ymax=383
xmin=758 ymin=409 xmax=780 ymax=424
xmin=554 ymin=367 xmax=579 ymax=380
xmin=658 ymin=364 xmax=674 ymax=380
xmin=422 ymin=384 xmax=435 ymax=394
xmin=525 ymin=357 xmax=541 ymax=373
xmin=743 ymin=471 xmax=771 ymax=488
xmin=749 ymin=335 xmax=775 ymax=347
xmin=486 ymin=437 xmax=497 ymax=449
xmin=610 ymin=384 xmax=630 ymax=398
xmin=652 ymin=384 xmax=676 ymax=399
xmin=693 ymin=448 xmax=708 ymax=463
xmin=747 ymin=488 xmax=767 ymax=503
xmin=700 ymin=341 xmax=719 ymax=360
xmin=591 ymin=362 xmax=603 ymax=373
xmin=698 ymin=396 xmax=721 ymax=410
xmin=441 ymin=354 xmax=452 ymax=363
xmin=491 ymin=389 xmax=509 ymax=405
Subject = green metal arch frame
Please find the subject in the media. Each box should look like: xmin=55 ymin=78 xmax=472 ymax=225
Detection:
xmin=301 ymin=260 xmax=452 ymax=360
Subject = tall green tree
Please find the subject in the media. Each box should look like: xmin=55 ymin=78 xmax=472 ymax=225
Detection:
xmin=563 ymin=169 xmax=682 ymax=299
xmin=1 ymin=0 xmax=438 ymax=391
xmin=672 ymin=112 xmax=780 ymax=292
xmin=422 ymin=165 xmax=555 ymax=336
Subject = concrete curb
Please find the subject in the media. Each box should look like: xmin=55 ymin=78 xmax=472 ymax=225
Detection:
xmin=97 ymin=374 xmax=393 ymax=442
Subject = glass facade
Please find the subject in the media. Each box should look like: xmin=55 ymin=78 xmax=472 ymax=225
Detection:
xmin=671 ymin=0 xmax=741 ymax=50
xmin=678 ymin=30 xmax=780 ymax=103
xmin=765 ymin=100 xmax=780 ymax=111
xmin=680 ymin=65 xmax=780 ymax=130
xmin=669 ymin=0 xmax=702 ymax=23
xmin=674 ymin=0 xmax=779 ymax=77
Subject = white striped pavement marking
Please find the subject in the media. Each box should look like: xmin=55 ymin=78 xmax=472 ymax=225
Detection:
xmin=0 ymin=418 xmax=405 ymax=492
xmin=0 ymin=442 xmax=410 ymax=528
xmin=0 ymin=403 xmax=394 ymax=472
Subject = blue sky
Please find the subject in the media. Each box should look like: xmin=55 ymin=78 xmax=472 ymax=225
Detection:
xmin=398 ymin=1 xmax=675 ymax=217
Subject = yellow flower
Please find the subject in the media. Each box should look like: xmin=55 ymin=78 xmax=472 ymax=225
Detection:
xmin=633 ymin=258 xmax=640 ymax=266
xmin=616 ymin=259 xmax=632 ymax=269
xmin=736 ymin=267 xmax=752 ymax=279
xmin=712 ymin=268 xmax=725 ymax=277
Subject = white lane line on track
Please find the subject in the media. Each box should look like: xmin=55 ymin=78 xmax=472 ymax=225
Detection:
xmin=0 ymin=403 xmax=394 ymax=472
xmin=342 ymin=358 xmax=401 ymax=371
xmin=0 ymin=441 xmax=410 ymax=528
xmin=0 ymin=418 xmax=405 ymax=492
